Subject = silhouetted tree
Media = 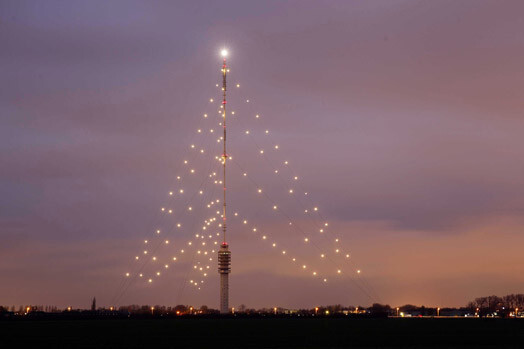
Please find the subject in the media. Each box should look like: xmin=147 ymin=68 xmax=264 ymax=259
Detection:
xmin=174 ymin=305 xmax=188 ymax=314
xmin=467 ymin=294 xmax=524 ymax=316
xmin=399 ymin=304 xmax=418 ymax=313
xmin=370 ymin=303 xmax=391 ymax=316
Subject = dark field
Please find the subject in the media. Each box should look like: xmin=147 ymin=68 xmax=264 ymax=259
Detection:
xmin=1 ymin=317 xmax=523 ymax=348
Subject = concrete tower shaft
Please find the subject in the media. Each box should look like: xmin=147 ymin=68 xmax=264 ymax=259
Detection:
xmin=218 ymin=242 xmax=231 ymax=313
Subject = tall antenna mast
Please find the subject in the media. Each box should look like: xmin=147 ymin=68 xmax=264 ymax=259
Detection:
xmin=218 ymin=48 xmax=231 ymax=314
xmin=221 ymin=50 xmax=228 ymax=244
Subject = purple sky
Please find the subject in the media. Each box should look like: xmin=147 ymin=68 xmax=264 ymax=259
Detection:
xmin=2 ymin=0 xmax=524 ymax=310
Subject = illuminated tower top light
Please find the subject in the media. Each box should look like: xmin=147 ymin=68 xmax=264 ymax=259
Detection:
xmin=221 ymin=49 xmax=228 ymax=57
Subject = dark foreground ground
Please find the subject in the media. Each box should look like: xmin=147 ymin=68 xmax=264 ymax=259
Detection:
xmin=1 ymin=317 xmax=523 ymax=348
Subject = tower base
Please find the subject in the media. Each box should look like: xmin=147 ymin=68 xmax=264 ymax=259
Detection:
xmin=218 ymin=243 xmax=231 ymax=314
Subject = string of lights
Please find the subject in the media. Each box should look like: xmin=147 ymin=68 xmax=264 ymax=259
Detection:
xmin=220 ymin=80 xmax=380 ymax=302
xmin=112 ymin=89 xmax=227 ymax=303
xmin=114 ymin=50 xmax=378 ymax=308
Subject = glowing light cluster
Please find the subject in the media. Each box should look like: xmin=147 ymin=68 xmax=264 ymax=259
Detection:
xmin=114 ymin=51 xmax=375 ymax=306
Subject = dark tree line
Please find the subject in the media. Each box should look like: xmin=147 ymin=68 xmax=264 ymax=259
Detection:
xmin=2 ymin=294 xmax=523 ymax=317
xmin=467 ymin=294 xmax=524 ymax=314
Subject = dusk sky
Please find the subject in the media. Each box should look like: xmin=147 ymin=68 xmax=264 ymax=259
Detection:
xmin=2 ymin=0 xmax=524 ymax=310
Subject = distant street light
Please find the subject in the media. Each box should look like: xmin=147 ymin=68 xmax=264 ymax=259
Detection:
xmin=437 ymin=307 xmax=440 ymax=317
xmin=151 ymin=306 xmax=154 ymax=315
xmin=396 ymin=307 xmax=399 ymax=317
xmin=315 ymin=307 xmax=319 ymax=315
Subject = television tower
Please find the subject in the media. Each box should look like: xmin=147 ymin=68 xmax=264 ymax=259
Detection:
xmin=218 ymin=49 xmax=231 ymax=314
